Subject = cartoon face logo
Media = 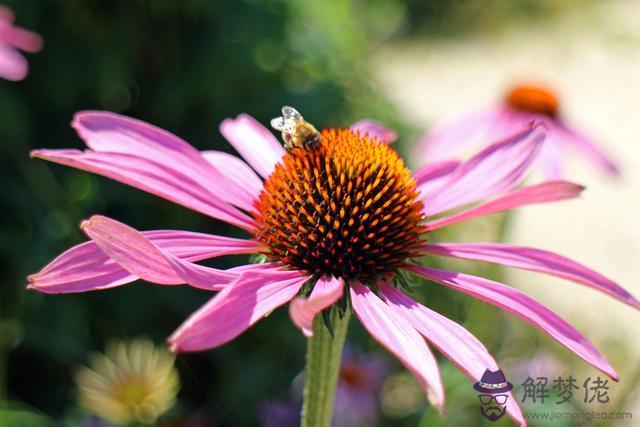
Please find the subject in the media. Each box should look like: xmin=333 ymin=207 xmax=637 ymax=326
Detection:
xmin=473 ymin=369 xmax=513 ymax=422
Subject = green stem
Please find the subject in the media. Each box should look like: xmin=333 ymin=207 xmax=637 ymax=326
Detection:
xmin=301 ymin=309 xmax=351 ymax=427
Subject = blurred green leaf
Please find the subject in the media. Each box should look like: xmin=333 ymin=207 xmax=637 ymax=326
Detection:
xmin=0 ymin=401 xmax=51 ymax=427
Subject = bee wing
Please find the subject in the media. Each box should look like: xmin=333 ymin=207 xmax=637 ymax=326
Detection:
xmin=271 ymin=117 xmax=286 ymax=131
xmin=271 ymin=116 xmax=296 ymax=133
xmin=282 ymin=106 xmax=303 ymax=122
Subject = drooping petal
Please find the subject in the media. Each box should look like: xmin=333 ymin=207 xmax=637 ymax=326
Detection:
xmin=413 ymin=160 xmax=461 ymax=199
xmin=0 ymin=6 xmax=14 ymax=22
xmin=168 ymin=269 xmax=308 ymax=352
xmin=219 ymin=114 xmax=285 ymax=179
xmin=0 ymin=24 xmax=43 ymax=52
xmin=425 ymin=181 xmax=584 ymax=230
xmin=422 ymin=123 xmax=546 ymax=216
xmin=71 ymin=111 xmax=257 ymax=213
xmin=80 ymin=215 xmax=238 ymax=290
xmin=289 ymin=276 xmax=344 ymax=337
xmin=558 ymin=124 xmax=620 ymax=177
xmin=350 ymin=120 xmax=398 ymax=144
xmin=379 ymin=284 xmax=526 ymax=426
xmin=30 ymin=149 xmax=254 ymax=229
xmin=410 ymin=265 xmax=618 ymax=380
xmin=229 ymin=261 xmax=285 ymax=273
xmin=0 ymin=43 xmax=27 ymax=81
xmin=422 ymin=243 xmax=640 ymax=310
xmin=28 ymin=230 xmax=261 ymax=294
xmin=350 ymin=281 xmax=445 ymax=410
xmin=420 ymin=107 xmax=509 ymax=162
xmin=536 ymin=137 xmax=566 ymax=180
xmin=413 ymin=160 xmax=460 ymax=187
xmin=201 ymin=150 xmax=263 ymax=203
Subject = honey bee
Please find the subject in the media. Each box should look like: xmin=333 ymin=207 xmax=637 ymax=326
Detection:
xmin=270 ymin=106 xmax=322 ymax=152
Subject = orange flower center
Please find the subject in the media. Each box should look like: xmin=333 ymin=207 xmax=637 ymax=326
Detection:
xmin=253 ymin=129 xmax=425 ymax=281
xmin=505 ymin=85 xmax=559 ymax=117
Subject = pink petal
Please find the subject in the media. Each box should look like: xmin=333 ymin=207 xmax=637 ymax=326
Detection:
xmin=229 ymin=261 xmax=285 ymax=273
xmin=0 ymin=6 xmax=15 ymax=23
xmin=201 ymin=150 xmax=263 ymax=203
xmin=413 ymin=160 xmax=460 ymax=187
xmin=350 ymin=281 xmax=445 ymax=410
xmin=410 ymin=265 xmax=618 ymax=380
xmin=71 ymin=111 xmax=257 ymax=213
xmin=379 ymin=284 xmax=526 ymax=426
xmin=289 ymin=276 xmax=344 ymax=337
xmin=414 ymin=160 xmax=461 ymax=198
xmin=558 ymin=124 xmax=620 ymax=177
xmin=422 ymin=123 xmax=546 ymax=217
xmin=425 ymin=181 xmax=584 ymax=230
xmin=423 ymin=243 xmax=640 ymax=310
xmin=168 ymin=269 xmax=308 ymax=352
xmin=419 ymin=107 xmax=509 ymax=163
xmin=28 ymin=230 xmax=261 ymax=294
xmin=350 ymin=120 xmax=398 ymax=144
xmin=219 ymin=114 xmax=285 ymax=179
xmin=0 ymin=24 xmax=43 ymax=52
xmin=0 ymin=44 xmax=27 ymax=81
xmin=80 ymin=215 xmax=237 ymax=290
xmin=30 ymin=149 xmax=254 ymax=230
xmin=536 ymin=137 xmax=566 ymax=180
xmin=0 ymin=6 xmax=42 ymax=52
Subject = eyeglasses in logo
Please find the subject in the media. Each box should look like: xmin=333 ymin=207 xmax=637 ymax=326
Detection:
xmin=474 ymin=369 xmax=513 ymax=422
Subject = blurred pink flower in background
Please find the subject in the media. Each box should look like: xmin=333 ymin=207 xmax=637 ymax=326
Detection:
xmin=420 ymin=84 xmax=620 ymax=179
xmin=258 ymin=346 xmax=390 ymax=427
xmin=29 ymin=110 xmax=639 ymax=426
xmin=350 ymin=119 xmax=398 ymax=144
xmin=508 ymin=351 xmax=566 ymax=381
xmin=257 ymin=399 xmax=299 ymax=427
xmin=0 ymin=5 xmax=42 ymax=81
xmin=332 ymin=346 xmax=390 ymax=427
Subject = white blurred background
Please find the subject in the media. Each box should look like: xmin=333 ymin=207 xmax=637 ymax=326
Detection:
xmin=375 ymin=0 xmax=640 ymax=421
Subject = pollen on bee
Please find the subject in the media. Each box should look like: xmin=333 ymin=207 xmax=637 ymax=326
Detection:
xmin=252 ymin=128 xmax=425 ymax=281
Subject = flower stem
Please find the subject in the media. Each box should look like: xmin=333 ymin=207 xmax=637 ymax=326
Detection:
xmin=301 ymin=308 xmax=351 ymax=427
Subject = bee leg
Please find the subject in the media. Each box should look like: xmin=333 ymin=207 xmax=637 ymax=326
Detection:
xmin=283 ymin=134 xmax=295 ymax=152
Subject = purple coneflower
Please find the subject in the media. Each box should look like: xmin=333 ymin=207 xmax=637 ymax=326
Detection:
xmin=0 ymin=5 xmax=42 ymax=81
xmin=420 ymin=84 xmax=620 ymax=179
xmin=29 ymin=110 xmax=638 ymax=426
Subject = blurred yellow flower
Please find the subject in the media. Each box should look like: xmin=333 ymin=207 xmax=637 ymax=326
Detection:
xmin=75 ymin=338 xmax=180 ymax=425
